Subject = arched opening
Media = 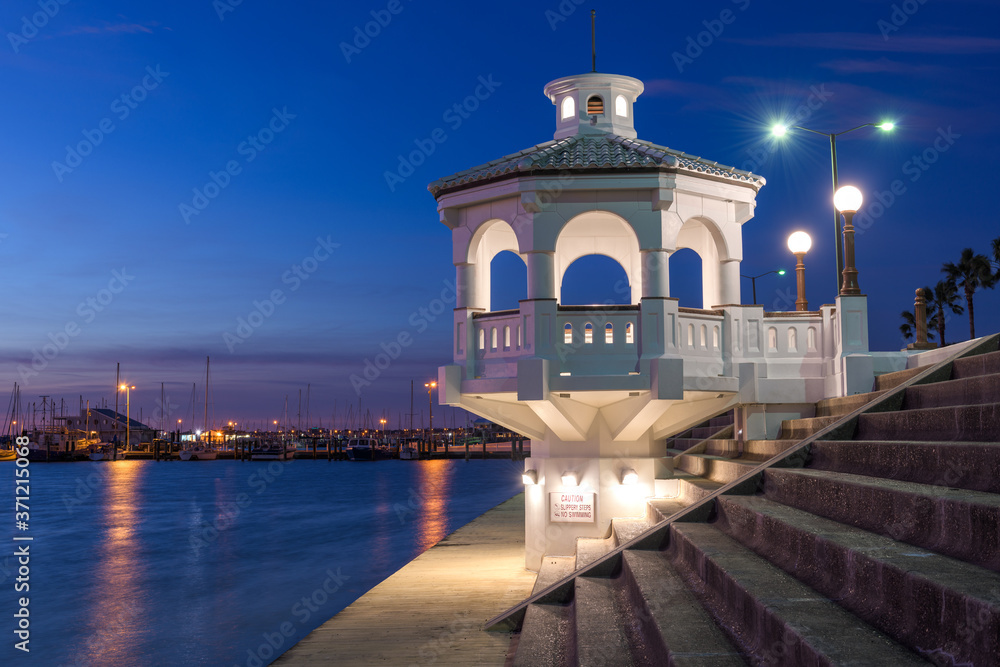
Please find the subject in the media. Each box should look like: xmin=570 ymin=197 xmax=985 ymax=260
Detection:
xmin=555 ymin=211 xmax=642 ymax=304
xmin=625 ymin=322 xmax=634 ymax=344
xmin=615 ymin=95 xmax=627 ymax=117
xmin=560 ymin=255 xmax=631 ymax=306
xmin=467 ymin=219 xmax=522 ymax=312
xmin=587 ymin=95 xmax=604 ymax=115
xmin=561 ymin=96 xmax=575 ymax=120
xmin=673 ymin=216 xmax=729 ymax=309
xmin=584 ymin=323 xmax=594 ymax=344
xmin=563 ymin=323 xmax=573 ymax=344
xmin=605 ymin=322 xmax=614 ymax=344
xmin=490 ymin=250 xmax=527 ymax=311
xmin=669 ymin=248 xmax=703 ymax=309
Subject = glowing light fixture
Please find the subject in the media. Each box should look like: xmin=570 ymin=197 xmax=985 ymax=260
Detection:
xmin=561 ymin=471 xmax=579 ymax=487
xmin=787 ymin=231 xmax=813 ymax=255
xmin=878 ymin=121 xmax=895 ymax=131
xmin=620 ymin=468 xmax=638 ymax=485
xmin=771 ymin=124 xmax=788 ymax=137
xmin=522 ymin=469 xmax=538 ymax=485
xmin=834 ymin=185 xmax=863 ymax=213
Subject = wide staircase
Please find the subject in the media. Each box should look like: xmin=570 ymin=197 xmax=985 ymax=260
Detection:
xmin=496 ymin=334 xmax=1000 ymax=666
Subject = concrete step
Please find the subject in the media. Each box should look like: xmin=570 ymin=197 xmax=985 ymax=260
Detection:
xmin=777 ymin=414 xmax=842 ymax=439
xmin=646 ymin=497 xmax=689 ymax=523
xmin=689 ymin=425 xmax=719 ymax=440
xmin=902 ymin=372 xmax=1000 ymax=409
xmin=675 ymin=452 xmax=757 ymax=484
xmin=612 ymin=517 xmax=653 ymax=546
xmin=951 ymin=348 xmax=1000 ymax=379
xmin=809 ymin=440 xmax=1000 ymax=493
xmin=667 ymin=438 xmax=703 ymax=452
xmin=874 ymin=365 xmax=926 ymax=391
xmin=511 ymin=602 xmax=574 ymax=667
xmin=532 ymin=556 xmax=575 ymax=595
xmin=620 ymin=550 xmax=745 ymax=665
xmin=857 ymin=402 xmax=1000 ymax=442
xmin=815 ymin=389 xmax=886 ymax=417
xmin=575 ymin=535 xmax=614 ymax=570
xmin=717 ymin=495 xmax=1000 ymax=665
xmin=668 ymin=522 xmax=927 ymax=665
xmin=762 ymin=468 xmax=1000 ymax=573
xmin=573 ymin=576 xmax=636 ymax=667
xmin=702 ymin=439 xmax=800 ymax=461
xmin=708 ymin=412 xmax=735 ymax=429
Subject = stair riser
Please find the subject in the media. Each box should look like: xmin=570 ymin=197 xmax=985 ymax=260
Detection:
xmin=676 ymin=455 xmax=755 ymax=484
xmin=815 ymin=391 xmax=884 ymax=417
xmin=777 ymin=415 xmax=841 ymax=439
xmin=574 ymin=577 xmax=632 ymax=667
xmin=763 ymin=469 xmax=1000 ymax=572
xmin=858 ymin=403 xmax=1000 ymax=442
xmin=902 ymin=373 xmax=1000 ymax=409
xmin=690 ymin=426 xmax=718 ymax=440
xmin=708 ymin=413 xmax=734 ymax=428
xmin=951 ymin=350 xmax=1000 ymax=379
xmin=512 ymin=603 xmax=575 ymax=667
xmin=809 ymin=441 xmax=1000 ymax=494
xmin=875 ymin=365 xmax=925 ymax=391
xmin=717 ymin=497 xmax=1000 ymax=665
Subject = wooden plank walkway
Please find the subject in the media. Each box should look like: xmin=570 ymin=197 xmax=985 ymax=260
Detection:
xmin=276 ymin=493 xmax=534 ymax=666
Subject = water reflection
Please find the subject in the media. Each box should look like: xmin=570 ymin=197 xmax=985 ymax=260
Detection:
xmin=414 ymin=461 xmax=452 ymax=552
xmin=77 ymin=461 xmax=145 ymax=665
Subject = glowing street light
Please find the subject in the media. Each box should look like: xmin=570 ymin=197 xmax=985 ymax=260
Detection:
xmin=424 ymin=381 xmax=437 ymax=445
xmin=834 ymin=185 xmax=864 ymax=295
xmin=740 ymin=269 xmax=786 ymax=305
xmin=787 ymin=231 xmax=813 ymax=311
xmin=770 ymin=121 xmax=893 ymax=291
xmin=119 ymin=384 xmax=135 ymax=453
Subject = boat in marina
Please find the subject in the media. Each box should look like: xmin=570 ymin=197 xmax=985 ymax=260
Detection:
xmin=346 ymin=437 xmax=390 ymax=461
xmin=250 ymin=440 xmax=296 ymax=460
xmin=0 ymin=449 xmax=16 ymax=462
xmin=88 ymin=443 xmax=124 ymax=461
xmin=179 ymin=443 xmax=218 ymax=461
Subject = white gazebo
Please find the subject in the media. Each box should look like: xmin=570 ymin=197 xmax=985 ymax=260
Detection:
xmin=429 ymin=69 xmax=893 ymax=570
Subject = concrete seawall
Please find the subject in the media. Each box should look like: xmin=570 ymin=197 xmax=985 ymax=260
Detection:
xmin=276 ymin=493 xmax=533 ymax=665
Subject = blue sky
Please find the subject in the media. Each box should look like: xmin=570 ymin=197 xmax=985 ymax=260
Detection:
xmin=2 ymin=0 xmax=998 ymax=429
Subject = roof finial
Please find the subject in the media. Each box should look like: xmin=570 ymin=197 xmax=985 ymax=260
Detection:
xmin=591 ymin=10 xmax=597 ymax=72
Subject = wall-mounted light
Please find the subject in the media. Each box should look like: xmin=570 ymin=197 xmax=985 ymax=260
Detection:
xmin=620 ymin=468 xmax=638 ymax=485
xmin=522 ymin=469 xmax=538 ymax=485
xmin=561 ymin=471 xmax=579 ymax=487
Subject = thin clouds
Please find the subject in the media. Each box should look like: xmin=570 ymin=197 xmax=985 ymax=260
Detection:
xmin=819 ymin=58 xmax=949 ymax=76
xmin=61 ymin=20 xmax=161 ymax=37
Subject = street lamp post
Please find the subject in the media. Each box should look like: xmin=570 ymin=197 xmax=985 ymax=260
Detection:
xmin=424 ymin=381 xmax=436 ymax=449
xmin=834 ymin=185 xmax=864 ymax=295
xmin=772 ymin=122 xmax=893 ymax=291
xmin=787 ymin=231 xmax=813 ymax=311
xmin=119 ymin=384 xmax=134 ymax=455
xmin=740 ymin=269 xmax=786 ymax=305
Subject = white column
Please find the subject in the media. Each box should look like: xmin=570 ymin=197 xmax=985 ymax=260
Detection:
xmin=641 ymin=249 xmax=670 ymax=299
xmin=717 ymin=260 xmax=741 ymax=306
xmin=455 ymin=263 xmax=479 ymax=309
xmin=527 ymin=252 xmax=555 ymax=301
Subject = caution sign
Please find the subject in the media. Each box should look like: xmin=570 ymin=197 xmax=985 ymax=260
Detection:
xmin=549 ymin=492 xmax=595 ymax=523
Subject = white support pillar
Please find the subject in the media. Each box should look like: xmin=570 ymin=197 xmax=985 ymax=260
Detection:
xmin=527 ymin=252 xmax=556 ymax=301
xmin=717 ymin=260 xmax=741 ymax=307
xmin=455 ymin=263 xmax=480 ymax=309
xmin=641 ymin=249 xmax=670 ymax=299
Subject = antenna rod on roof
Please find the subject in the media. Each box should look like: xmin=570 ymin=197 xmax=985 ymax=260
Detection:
xmin=591 ymin=10 xmax=596 ymax=72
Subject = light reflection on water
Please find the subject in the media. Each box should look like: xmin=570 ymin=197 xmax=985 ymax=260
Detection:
xmin=0 ymin=458 xmax=522 ymax=666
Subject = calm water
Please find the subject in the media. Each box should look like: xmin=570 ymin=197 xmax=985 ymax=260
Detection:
xmin=0 ymin=458 xmax=524 ymax=666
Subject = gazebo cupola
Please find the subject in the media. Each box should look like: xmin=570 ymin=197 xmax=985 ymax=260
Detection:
xmin=544 ymin=72 xmax=644 ymax=140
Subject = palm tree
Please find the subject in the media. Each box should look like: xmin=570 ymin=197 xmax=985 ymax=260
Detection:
xmin=992 ymin=236 xmax=1000 ymax=277
xmin=925 ymin=280 xmax=963 ymax=346
xmin=943 ymin=248 xmax=996 ymax=340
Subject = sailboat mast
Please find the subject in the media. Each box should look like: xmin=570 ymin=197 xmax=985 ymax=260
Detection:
xmin=204 ymin=356 xmax=210 ymax=443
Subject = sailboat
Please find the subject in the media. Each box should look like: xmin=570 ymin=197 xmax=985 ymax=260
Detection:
xmin=180 ymin=357 xmax=218 ymax=461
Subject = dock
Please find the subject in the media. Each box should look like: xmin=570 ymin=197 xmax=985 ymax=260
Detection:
xmin=276 ymin=493 xmax=534 ymax=666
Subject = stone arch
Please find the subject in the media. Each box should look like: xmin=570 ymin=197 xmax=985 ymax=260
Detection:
xmin=674 ymin=216 xmax=735 ymax=308
xmin=554 ymin=211 xmax=642 ymax=304
xmin=466 ymin=219 xmax=524 ymax=311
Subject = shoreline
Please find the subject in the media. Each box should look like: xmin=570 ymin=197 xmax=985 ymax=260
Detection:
xmin=275 ymin=492 xmax=533 ymax=666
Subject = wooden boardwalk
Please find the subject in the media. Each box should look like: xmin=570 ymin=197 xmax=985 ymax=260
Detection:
xmin=276 ymin=493 xmax=534 ymax=666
